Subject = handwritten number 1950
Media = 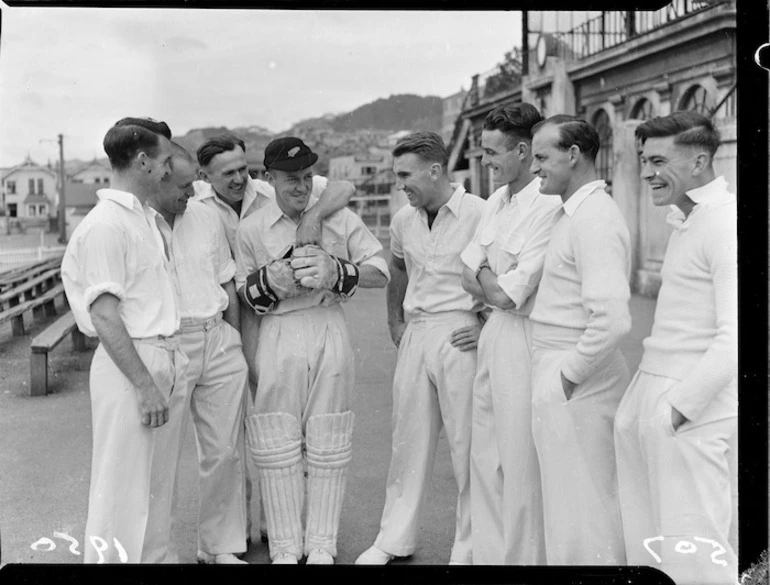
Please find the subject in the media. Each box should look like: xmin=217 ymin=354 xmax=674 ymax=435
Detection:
xmin=31 ymin=532 xmax=127 ymax=563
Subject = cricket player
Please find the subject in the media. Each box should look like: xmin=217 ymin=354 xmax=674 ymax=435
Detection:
xmin=61 ymin=117 xmax=187 ymax=563
xmin=614 ymin=111 xmax=738 ymax=585
xmin=356 ymin=131 xmax=484 ymax=566
xmin=528 ymin=115 xmax=632 ymax=565
xmin=459 ymin=104 xmax=561 ymax=565
xmin=192 ymin=134 xmax=355 ymax=543
xmin=142 ymin=144 xmax=249 ymax=564
xmin=235 ymin=136 xmax=389 ymax=564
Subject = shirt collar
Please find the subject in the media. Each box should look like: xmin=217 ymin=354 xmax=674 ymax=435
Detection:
xmin=442 ymin=183 xmax=467 ymax=218
xmin=265 ymin=196 xmax=319 ymax=227
xmin=97 ymin=188 xmax=140 ymax=210
xmin=563 ymin=180 xmax=606 ymax=217
xmin=508 ymin=177 xmax=541 ymax=210
xmin=685 ymin=175 xmax=732 ymax=205
xmin=193 ymin=178 xmax=267 ymax=217
xmin=666 ymin=176 xmax=733 ymax=230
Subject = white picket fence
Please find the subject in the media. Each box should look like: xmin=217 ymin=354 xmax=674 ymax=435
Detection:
xmin=0 ymin=246 xmax=66 ymax=273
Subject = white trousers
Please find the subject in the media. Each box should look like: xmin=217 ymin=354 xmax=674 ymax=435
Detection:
xmin=84 ymin=338 xmax=187 ymax=564
xmin=252 ymin=305 xmax=354 ymax=559
xmin=142 ymin=317 xmax=248 ymax=561
xmin=374 ymin=311 xmax=477 ymax=564
xmin=180 ymin=318 xmax=248 ymax=556
xmin=530 ymin=323 xmax=629 ymax=565
xmin=614 ymin=370 xmax=738 ymax=585
xmin=254 ymin=305 xmax=354 ymax=421
xmin=470 ymin=310 xmax=545 ymax=565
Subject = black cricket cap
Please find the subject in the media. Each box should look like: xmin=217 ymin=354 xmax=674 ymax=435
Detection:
xmin=263 ymin=137 xmax=318 ymax=171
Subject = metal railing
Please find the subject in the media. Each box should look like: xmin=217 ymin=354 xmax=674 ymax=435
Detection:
xmin=554 ymin=1 xmax=728 ymax=61
xmin=468 ymin=50 xmax=523 ymax=109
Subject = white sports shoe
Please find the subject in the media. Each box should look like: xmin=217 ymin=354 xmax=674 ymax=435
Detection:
xmin=306 ymin=549 xmax=334 ymax=565
xmin=355 ymin=545 xmax=395 ymax=565
xmin=197 ymin=551 xmax=248 ymax=564
xmin=272 ymin=551 xmax=299 ymax=564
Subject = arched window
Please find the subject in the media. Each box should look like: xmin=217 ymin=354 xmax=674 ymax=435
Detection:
xmin=592 ymin=109 xmax=614 ymax=191
xmin=679 ymin=84 xmax=712 ymax=115
xmin=630 ymin=98 xmax=654 ymax=121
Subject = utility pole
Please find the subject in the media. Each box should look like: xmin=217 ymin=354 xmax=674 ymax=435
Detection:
xmin=522 ymin=11 xmax=529 ymax=77
xmin=57 ymin=133 xmax=66 ymax=244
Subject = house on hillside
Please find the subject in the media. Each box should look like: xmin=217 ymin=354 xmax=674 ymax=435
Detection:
xmin=447 ymin=1 xmax=737 ymax=296
xmin=328 ymin=149 xmax=394 ymax=196
xmin=329 ymin=148 xmax=396 ymax=240
xmin=1 ymin=157 xmax=57 ymax=228
xmin=69 ymin=158 xmax=111 ymax=185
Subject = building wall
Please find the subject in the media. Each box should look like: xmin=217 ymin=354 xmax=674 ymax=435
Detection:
xmin=442 ymin=90 xmax=467 ymax=145
xmin=456 ymin=3 xmax=736 ymax=297
xmin=328 ymin=152 xmax=392 ymax=184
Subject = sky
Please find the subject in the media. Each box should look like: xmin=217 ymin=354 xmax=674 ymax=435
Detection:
xmin=0 ymin=6 xmax=521 ymax=167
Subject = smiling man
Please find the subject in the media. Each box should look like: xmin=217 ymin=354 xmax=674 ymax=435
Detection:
xmin=356 ymin=131 xmax=484 ymax=566
xmin=614 ymin=111 xmax=738 ymax=585
xmin=235 ymin=137 xmax=389 ymax=565
xmin=142 ymin=144 xmax=250 ymax=565
xmin=527 ymin=115 xmax=632 ymax=565
xmin=459 ymin=103 xmax=560 ymax=565
xmin=193 ymin=134 xmax=355 ymax=545
xmin=61 ymin=117 xmax=185 ymax=563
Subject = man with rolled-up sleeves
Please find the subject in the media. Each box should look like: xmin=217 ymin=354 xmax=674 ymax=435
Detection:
xmin=528 ymin=115 xmax=632 ymax=565
xmin=459 ymin=103 xmax=560 ymax=565
xmin=61 ymin=117 xmax=187 ymax=563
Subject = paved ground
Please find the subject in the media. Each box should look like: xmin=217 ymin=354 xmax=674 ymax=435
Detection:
xmin=0 ymin=287 xmax=656 ymax=566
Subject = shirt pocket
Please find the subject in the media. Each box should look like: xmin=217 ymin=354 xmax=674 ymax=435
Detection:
xmin=498 ymin=233 xmax=525 ymax=272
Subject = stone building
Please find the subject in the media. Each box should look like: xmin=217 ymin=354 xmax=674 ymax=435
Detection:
xmin=448 ymin=1 xmax=737 ymax=296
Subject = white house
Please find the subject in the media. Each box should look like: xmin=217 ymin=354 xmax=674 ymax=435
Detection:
xmin=1 ymin=157 xmax=57 ymax=223
xmin=69 ymin=158 xmax=111 ymax=185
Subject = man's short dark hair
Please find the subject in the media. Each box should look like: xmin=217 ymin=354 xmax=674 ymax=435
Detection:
xmin=103 ymin=117 xmax=172 ymax=172
xmin=635 ymin=111 xmax=720 ymax=157
xmin=483 ymin=102 xmax=543 ymax=149
xmin=392 ymin=131 xmax=449 ymax=169
xmin=197 ymin=134 xmax=246 ymax=168
xmin=532 ymin=115 xmax=601 ymax=162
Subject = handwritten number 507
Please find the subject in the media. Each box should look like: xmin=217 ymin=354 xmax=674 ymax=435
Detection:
xmin=643 ymin=536 xmax=728 ymax=567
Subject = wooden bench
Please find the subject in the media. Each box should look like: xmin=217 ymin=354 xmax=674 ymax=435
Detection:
xmin=0 ymin=256 xmax=62 ymax=293
xmin=0 ymin=282 xmax=67 ymax=336
xmin=30 ymin=311 xmax=88 ymax=396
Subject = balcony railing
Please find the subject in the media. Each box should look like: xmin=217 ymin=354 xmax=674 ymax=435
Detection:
xmin=554 ymin=0 xmax=729 ymax=61
xmin=467 ymin=50 xmax=523 ymax=109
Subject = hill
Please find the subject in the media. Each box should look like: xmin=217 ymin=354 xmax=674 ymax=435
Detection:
xmin=65 ymin=94 xmax=443 ymax=176
xmin=284 ymin=93 xmax=442 ymax=135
